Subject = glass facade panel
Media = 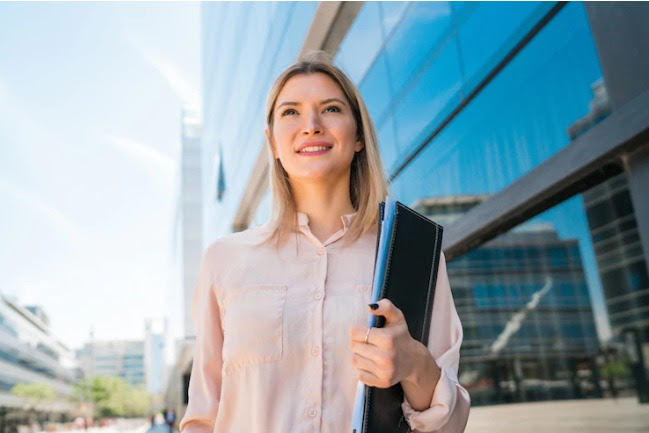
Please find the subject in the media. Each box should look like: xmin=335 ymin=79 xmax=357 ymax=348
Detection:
xmin=202 ymin=2 xmax=318 ymax=240
xmin=335 ymin=1 xmax=383 ymax=84
xmin=333 ymin=1 xmax=638 ymax=406
xmin=205 ymin=0 xmax=649 ymax=407
xmin=378 ymin=2 xmax=409 ymax=38
xmin=390 ymin=2 xmax=603 ymax=201
xmin=455 ymin=2 xmax=552 ymax=88
xmin=381 ymin=2 xmax=454 ymax=113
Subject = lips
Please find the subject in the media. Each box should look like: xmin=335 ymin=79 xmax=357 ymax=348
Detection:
xmin=296 ymin=141 xmax=332 ymax=153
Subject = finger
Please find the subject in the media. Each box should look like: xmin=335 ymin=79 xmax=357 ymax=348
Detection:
xmin=351 ymin=352 xmax=379 ymax=373
xmin=356 ymin=368 xmax=382 ymax=387
xmin=349 ymin=325 xmax=371 ymax=343
xmin=349 ymin=339 xmax=386 ymax=361
xmin=350 ymin=325 xmax=392 ymax=348
xmin=368 ymin=299 xmax=405 ymax=326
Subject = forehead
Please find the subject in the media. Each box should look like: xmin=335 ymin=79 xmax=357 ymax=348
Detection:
xmin=277 ymin=72 xmax=347 ymax=103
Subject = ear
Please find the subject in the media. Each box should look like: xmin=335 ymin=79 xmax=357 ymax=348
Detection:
xmin=354 ymin=138 xmax=364 ymax=153
xmin=266 ymin=128 xmax=279 ymax=159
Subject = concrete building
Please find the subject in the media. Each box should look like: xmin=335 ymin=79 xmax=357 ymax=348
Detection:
xmin=0 ymin=291 xmax=77 ymax=410
xmin=568 ymin=80 xmax=649 ymax=341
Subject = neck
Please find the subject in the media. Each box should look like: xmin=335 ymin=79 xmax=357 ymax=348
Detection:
xmin=291 ymin=172 xmax=355 ymax=243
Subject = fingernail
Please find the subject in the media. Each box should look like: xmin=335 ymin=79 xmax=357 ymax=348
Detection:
xmin=368 ymin=303 xmax=379 ymax=310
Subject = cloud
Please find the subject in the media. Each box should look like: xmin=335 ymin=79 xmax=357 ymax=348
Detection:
xmin=126 ymin=33 xmax=200 ymax=108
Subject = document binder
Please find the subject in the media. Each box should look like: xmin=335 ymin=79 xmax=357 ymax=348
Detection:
xmin=352 ymin=197 xmax=444 ymax=433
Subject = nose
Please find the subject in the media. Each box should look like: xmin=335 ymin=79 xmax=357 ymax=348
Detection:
xmin=302 ymin=109 xmax=323 ymax=135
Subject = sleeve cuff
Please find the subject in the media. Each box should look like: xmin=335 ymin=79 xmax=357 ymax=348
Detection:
xmin=179 ymin=418 xmax=214 ymax=433
xmin=401 ymin=365 xmax=458 ymax=433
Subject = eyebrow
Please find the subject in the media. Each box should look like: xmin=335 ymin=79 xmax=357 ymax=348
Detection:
xmin=276 ymin=97 xmax=347 ymax=110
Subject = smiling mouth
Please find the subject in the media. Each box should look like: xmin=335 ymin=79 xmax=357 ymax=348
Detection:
xmin=297 ymin=145 xmax=331 ymax=154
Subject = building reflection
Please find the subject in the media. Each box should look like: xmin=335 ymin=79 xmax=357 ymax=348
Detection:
xmin=415 ymin=196 xmax=601 ymax=405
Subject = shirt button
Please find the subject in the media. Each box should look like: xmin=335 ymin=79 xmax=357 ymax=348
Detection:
xmin=311 ymin=346 xmax=320 ymax=356
xmin=307 ymin=408 xmax=318 ymax=418
xmin=317 ymin=247 xmax=325 ymax=255
xmin=313 ymin=291 xmax=323 ymax=300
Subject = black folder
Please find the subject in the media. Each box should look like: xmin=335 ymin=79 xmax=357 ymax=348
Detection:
xmin=362 ymin=201 xmax=444 ymax=433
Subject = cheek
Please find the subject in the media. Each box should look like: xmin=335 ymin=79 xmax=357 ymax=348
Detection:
xmin=272 ymin=127 xmax=296 ymax=157
xmin=330 ymin=118 xmax=359 ymax=144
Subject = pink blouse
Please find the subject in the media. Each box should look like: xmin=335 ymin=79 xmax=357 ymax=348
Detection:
xmin=180 ymin=212 xmax=470 ymax=433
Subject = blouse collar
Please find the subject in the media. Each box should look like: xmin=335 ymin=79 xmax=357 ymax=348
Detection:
xmin=296 ymin=211 xmax=357 ymax=232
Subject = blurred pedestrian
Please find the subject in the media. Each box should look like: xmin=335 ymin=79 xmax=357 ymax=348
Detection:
xmin=164 ymin=409 xmax=175 ymax=433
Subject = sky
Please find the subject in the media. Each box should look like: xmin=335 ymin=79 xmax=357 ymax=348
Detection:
xmin=0 ymin=2 xmax=200 ymax=351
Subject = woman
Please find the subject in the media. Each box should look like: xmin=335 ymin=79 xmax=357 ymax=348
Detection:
xmin=179 ymin=52 xmax=470 ymax=433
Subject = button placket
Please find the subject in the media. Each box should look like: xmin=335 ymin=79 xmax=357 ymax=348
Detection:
xmin=307 ymin=251 xmax=326 ymax=428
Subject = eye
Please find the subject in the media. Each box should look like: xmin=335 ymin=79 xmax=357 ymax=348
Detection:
xmin=324 ymin=105 xmax=341 ymax=113
xmin=280 ymin=108 xmax=298 ymax=116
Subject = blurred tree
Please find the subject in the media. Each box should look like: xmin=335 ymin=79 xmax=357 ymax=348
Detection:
xmin=11 ymin=382 xmax=55 ymax=403
xmin=72 ymin=377 xmax=152 ymax=417
xmin=601 ymin=360 xmax=632 ymax=379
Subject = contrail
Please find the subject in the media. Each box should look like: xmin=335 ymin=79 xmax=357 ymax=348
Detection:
xmin=126 ymin=33 xmax=200 ymax=107
xmin=104 ymin=135 xmax=176 ymax=176
xmin=490 ymin=277 xmax=553 ymax=355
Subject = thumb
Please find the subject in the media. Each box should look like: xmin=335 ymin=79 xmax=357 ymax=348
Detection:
xmin=367 ymin=298 xmax=405 ymax=326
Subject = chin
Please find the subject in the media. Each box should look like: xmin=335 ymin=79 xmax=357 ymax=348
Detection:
xmin=290 ymin=167 xmax=348 ymax=183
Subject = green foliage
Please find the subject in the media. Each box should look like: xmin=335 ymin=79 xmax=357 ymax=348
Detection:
xmin=11 ymin=382 xmax=56 ymax=402
xmin=73 ymin=376 xmax=152 ymax=417
xmin=601 ymin=361 xmax=631 ymax=379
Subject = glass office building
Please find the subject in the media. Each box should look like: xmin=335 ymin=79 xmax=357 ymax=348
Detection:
xmin=186 ymin=1 xmax=649 ymax=408
xmin=415 ymin=196 xmax=600 ymax=405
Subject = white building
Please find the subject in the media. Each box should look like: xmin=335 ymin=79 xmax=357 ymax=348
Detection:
xmin=0 ymin=291 xmax=77 ymax=408
xmin=77 ymin=340 xmax=145 ymax=386
xmin=144 ymin=318 xmax=166 ymax=394
xmin=180 ymin=107 xmax=203 ymax=338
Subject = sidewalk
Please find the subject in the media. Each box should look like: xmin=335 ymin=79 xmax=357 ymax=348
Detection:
xmin=465 ymin=397 xmax=649 ymax=433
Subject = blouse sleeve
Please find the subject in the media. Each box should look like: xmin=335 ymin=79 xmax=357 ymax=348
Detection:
xmin=401 ymin=252 xmax=471 ymax=433
xmin=179 ymin=249 xmax=223 ymax=433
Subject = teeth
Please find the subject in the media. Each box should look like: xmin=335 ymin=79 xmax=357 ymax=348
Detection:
xmin=299 ymin=146 xmax=329 ymax=153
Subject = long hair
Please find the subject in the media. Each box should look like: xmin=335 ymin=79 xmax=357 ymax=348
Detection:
xmin=264 ymin=51 xmax=388 ymax=243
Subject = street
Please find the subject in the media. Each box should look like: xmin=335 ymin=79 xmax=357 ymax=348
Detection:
xmin=465 ymin=397 xmax=649 ymax=433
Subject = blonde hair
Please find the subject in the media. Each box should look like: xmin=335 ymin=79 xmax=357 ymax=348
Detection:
xmin=264 ymin=51 xmax=388 ymax=243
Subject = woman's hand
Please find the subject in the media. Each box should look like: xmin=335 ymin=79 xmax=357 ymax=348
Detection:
xmin=349 ymin=299 xmax=440 ymax=390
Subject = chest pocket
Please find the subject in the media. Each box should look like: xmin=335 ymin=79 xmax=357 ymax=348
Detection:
xmin=222 ymin=285 xmax=287 ymax=371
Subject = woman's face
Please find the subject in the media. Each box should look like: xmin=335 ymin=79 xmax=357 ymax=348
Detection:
xmin=267 ymin=72 xmax=363 ymax=185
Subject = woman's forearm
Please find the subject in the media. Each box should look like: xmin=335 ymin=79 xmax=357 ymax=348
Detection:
xmin=401 ymin=340 xmax=441 ymax=411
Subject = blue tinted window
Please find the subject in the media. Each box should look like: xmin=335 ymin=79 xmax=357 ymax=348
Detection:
xmin=336 ymin=2 xmax=383 ymax=84
xmin=376 ymin=115 xmax=399 ymax=171
xmin=379 ymin=2 xmax=409 ymax=37
xmin=392 ymin=42 xmax=463 ymax=171
xmin=359 ymin=52 xmax=392 ymax=124
xmin=456 ymin=2 xmax=552 ymax=88
xmin=390 ymin=2 xmax=602 ymax=203
xmin=381 ymin=2 xmax=453 ymax=104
